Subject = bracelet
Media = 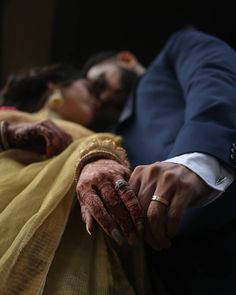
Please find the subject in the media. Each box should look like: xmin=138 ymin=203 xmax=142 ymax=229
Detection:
xmin=75 ymin=137 xmax=130 ymax=183
xmin=0 ymin=121 xmax=10 ymax=150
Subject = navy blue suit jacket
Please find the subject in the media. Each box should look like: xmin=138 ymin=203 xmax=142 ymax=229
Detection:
xmin=115 ymin=29 xmax=236 ymax=235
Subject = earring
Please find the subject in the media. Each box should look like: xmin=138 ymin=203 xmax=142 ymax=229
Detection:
xmin=48 ymin=89 xmax=64 ymax=107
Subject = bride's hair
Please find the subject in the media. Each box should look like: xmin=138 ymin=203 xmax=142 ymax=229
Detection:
xmin=0 ymin=63 xmax=81 ymax=112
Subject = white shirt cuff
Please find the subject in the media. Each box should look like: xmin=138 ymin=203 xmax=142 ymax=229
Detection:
xmin=164 ymin=152 xmax=235 ymax=207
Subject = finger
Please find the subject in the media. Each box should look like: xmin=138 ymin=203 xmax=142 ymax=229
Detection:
xmin=146 ymin=200 xmax=171 ymax=250
xmin=166 ymin=192 xmax=188 ymax=238
xmin=145 ymin=171 xmax=177 ymax=249
xmin=144 ymin=222 xmax=161 ymax=251
xmin=122 ymin=167 xmax=132 ymax=182
xmin=80 ymin=202 xmax=96 ymax=235
xmin=77 ymin=187 xmax=125 ymax=246
xmin=34 ymin=124 xmax=57 ymax=157
xmin=38 ymin=123 xmax=66 ymax=157
xmin=115 ymin=179 xmax=143 ymax=234
xmin=85 ymin=208 xmax=97 ymax=235
xmin=99 ymin=180 xmax=137 ymax=246
xmin=40 ymin=121 xmax=67 ymax=155
xmin=128 ymin=171 xmax=141 ymax=195
xmin=41 ymin=120 xmax=72 ymax=150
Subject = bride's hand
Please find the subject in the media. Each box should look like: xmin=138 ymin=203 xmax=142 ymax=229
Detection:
xmin=76 ymin=159 xmax=143 ymax=246
xmin=6 ymin=119 xmax=72 ymax=157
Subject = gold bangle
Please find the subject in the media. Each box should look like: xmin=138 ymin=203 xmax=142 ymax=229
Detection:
xmin=74 ymin=137 xmax=130 ymax=183
xmin=0 ymin=121 xmax=10 ymax=150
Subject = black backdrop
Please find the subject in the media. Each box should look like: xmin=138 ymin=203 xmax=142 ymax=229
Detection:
xmin=51 ymin=1 xmax=236 ymax=67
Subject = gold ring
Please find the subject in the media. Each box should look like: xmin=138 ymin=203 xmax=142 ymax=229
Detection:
xmin=151 ymin=195 xmax=169 ymax=207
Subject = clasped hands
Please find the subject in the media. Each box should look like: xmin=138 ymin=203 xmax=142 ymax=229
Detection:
xmin=5 ymin=120 xmax=211 ymax=250
xmin=77 ymin=159 xmax=212 ymax=250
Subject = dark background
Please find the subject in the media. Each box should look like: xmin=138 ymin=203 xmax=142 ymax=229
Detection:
xmin=52 ymin=1 xmax=236 ymax=66
xmin=1 ymin=0 xmax=236 ymax=84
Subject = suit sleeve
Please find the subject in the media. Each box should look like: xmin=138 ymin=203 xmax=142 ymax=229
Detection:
xmin=166 ymin=29 xmax=236 ymax=170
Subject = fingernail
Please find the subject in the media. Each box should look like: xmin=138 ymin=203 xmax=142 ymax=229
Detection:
xmin=86 ymin=223 xmax=92 ymax=236
xmin=128 ymin=232 xmax=138 ymax=246
xmin=111 ymin=229 xmax=124 ymax=245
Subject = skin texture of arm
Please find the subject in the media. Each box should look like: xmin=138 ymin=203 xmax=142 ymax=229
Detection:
xmin=6 ymin=119 xmax=72 ymax=157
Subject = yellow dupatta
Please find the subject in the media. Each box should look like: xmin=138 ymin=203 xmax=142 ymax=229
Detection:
xmin=0 ymin=111 xmax=166 ymax=295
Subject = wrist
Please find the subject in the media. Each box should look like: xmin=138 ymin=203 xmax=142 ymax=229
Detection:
xmin=75 ymin=137 xmax=130 ymax=182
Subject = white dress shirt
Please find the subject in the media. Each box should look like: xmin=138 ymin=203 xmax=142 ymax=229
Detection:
xmin=164 ymin=152 xmax=235 ymax=207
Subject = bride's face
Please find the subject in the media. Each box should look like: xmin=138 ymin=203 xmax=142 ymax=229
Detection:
xmin=59 ymin=79 xmax=101 ymax=126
